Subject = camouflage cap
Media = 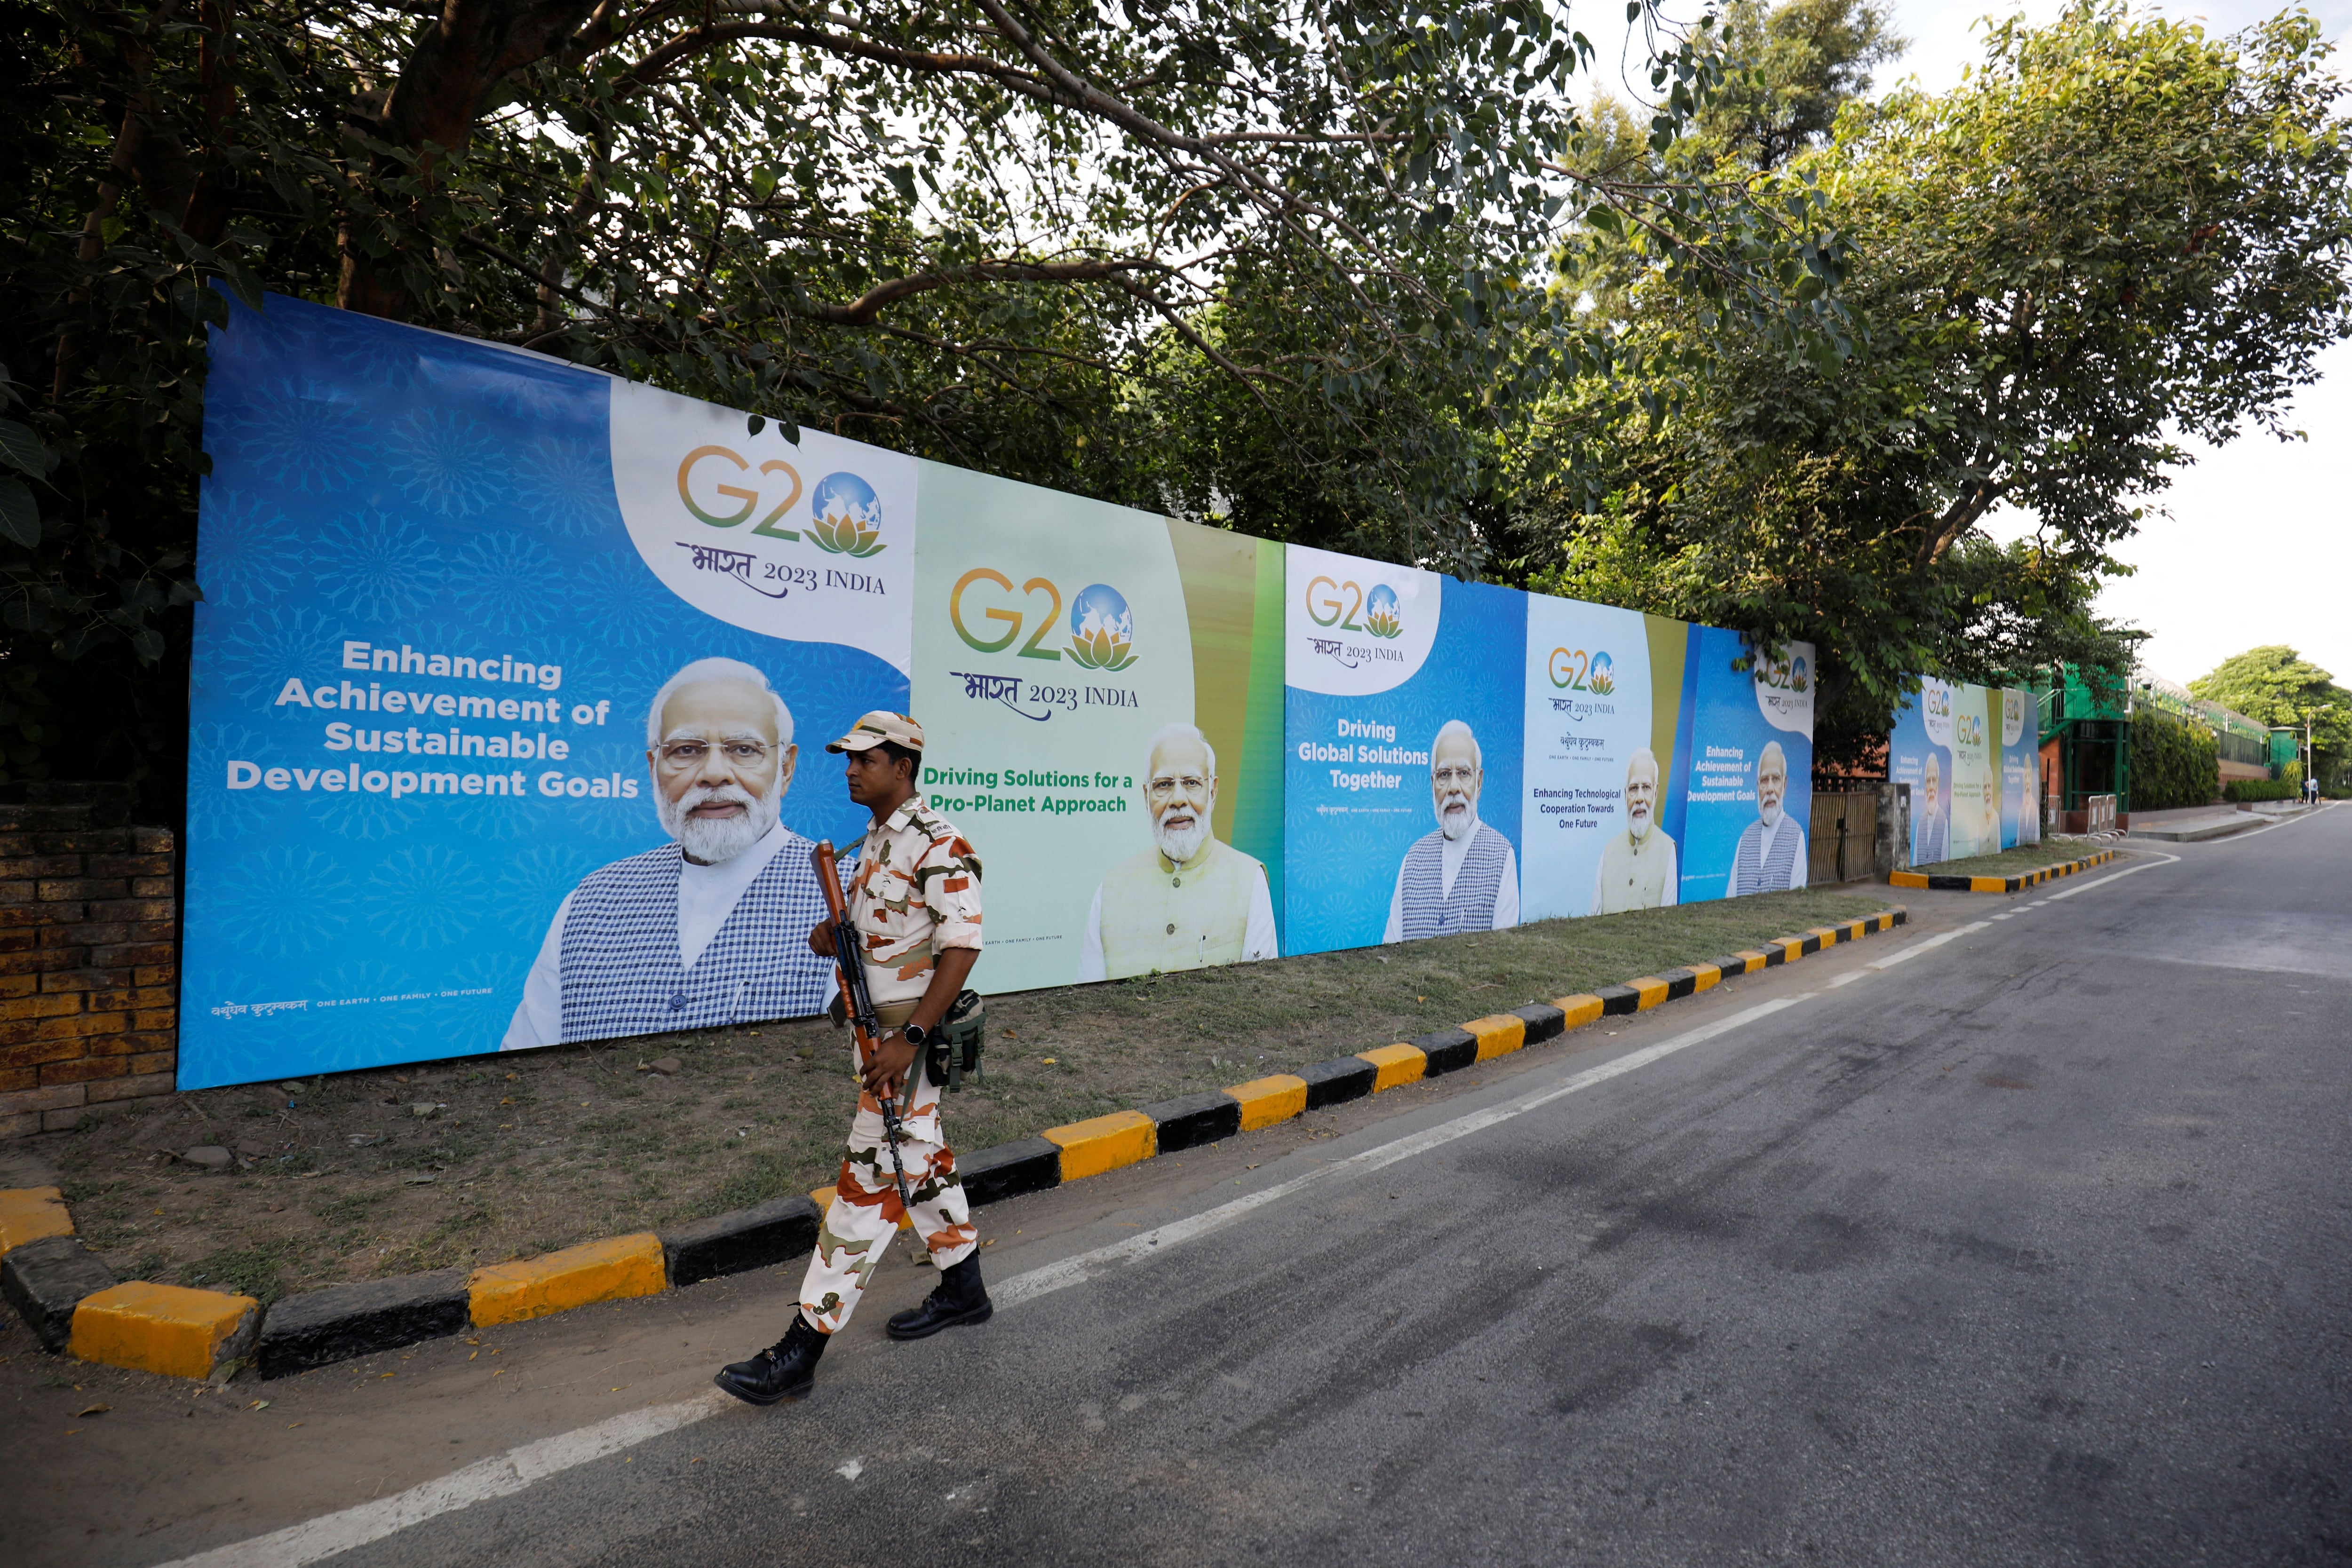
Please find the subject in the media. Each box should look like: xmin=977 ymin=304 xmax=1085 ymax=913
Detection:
xmin=826 ymin=710 xmax=924 ymax=754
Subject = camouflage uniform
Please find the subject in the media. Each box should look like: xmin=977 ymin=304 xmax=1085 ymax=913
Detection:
xmin=798 ymin=793 xmax=983 ymax=1333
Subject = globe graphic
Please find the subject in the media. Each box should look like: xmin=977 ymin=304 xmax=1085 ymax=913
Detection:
xmin=1365 ymin=584 xmax=1400 ymax=621
xmin=810 ymin=471 xmax=881 ymax=526
xmin=1070 ymin=583 xmax=1132 ymax=643
xmin=1589 ymin=651 xmax=1614 ymax=683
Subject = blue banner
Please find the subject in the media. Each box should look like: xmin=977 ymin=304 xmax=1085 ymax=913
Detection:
xmin=184 ymin=296 xmax=906 ymax=1089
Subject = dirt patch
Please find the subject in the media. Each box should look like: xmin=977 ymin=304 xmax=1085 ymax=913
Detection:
xmin=40 ymin=887 xmax=1893 ymax=1302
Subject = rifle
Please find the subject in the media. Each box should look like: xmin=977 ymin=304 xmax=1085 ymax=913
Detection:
xmin=812 ymin=839 xmax=922 ymax=1261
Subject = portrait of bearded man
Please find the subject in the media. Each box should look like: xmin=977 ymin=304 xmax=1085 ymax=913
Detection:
xmin=1383 ymin=720 xmax=1518 ymax=942
xmin=1593 ymin=746 xmax=1679 ymax=912
xmin=1915 ymin=752 xmax=1950 ymax=867
xmin=1078 ymin=721 xmax=1277 ymax=981
xmin=1728 ymin=740 xmax=1809 ymax=896
xmin=503 ymin=657 xmax=834 ymax=1047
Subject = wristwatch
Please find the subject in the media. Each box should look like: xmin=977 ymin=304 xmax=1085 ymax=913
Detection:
xmin=900 ymin=1021 xmax=930 ymax=1047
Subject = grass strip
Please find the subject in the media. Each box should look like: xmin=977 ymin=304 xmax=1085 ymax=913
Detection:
xmin=53 ymin=886 xmax=1893 ymax=1299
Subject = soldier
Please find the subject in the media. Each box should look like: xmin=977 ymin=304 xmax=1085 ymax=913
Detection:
xmin=714 ymin=712 xmax=990 ymax=1406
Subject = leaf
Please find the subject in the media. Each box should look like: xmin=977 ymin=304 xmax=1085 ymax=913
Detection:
xmin=0 ymin=479 xmax=39 ymax=548
xmin=0 ymin=420 xmax=45 ymax=476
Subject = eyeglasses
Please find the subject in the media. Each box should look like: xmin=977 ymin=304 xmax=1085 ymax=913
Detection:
xmin=657 ymin=740 xmax=771 ymax=769
xmin=1433 ymin=766 xmax=1477 ymax=787
xmin=1147 ymin=776 xmax=1208 ymax=802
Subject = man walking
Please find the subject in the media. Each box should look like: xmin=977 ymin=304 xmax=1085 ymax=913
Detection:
xmin=715 ymin=712 xmax=989 ymax=1406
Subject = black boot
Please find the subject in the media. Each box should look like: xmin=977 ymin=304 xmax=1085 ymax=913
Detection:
xmin=713 ymin=1314 xmax=827 ymax=1405
xmin=887 ymin=1251 xmax=993 ymax=1340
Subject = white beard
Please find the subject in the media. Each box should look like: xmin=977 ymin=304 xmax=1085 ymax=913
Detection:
xmin=1438 ymin=794 xmax=1476 ymax=842
xmin=1759 ymin=801 xmax=1784 ymax=828
xmin=1627 ymin=809 xmax=1653 ymax=841
xmin=1154 ymin=811 xmax=1209 ymax=866
xmin=660 ymin=780 xmax=780 ymax=864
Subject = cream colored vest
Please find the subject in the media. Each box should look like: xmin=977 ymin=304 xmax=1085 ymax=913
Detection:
xmin=1596 ymin=828 xmax=1676 ymax=913
xmin=1098 ymin=838 xmax=1259 ymax=979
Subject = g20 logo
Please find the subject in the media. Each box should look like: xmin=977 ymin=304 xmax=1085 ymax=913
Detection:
xmin=675 ymin=449 xmax=885 ymax=557
xmin=1306 ymin=577 xmax=1404 ymax=640
xmin=950 ymin=570 xmax=1137 ymax=669
xmin=1755 ymin=650 xmax=1811 ymax=694
xmin=1549 ymin=648 xmax=1615 ymax=694
xmin=1957 ymin=713 xmax=1984 ymax=745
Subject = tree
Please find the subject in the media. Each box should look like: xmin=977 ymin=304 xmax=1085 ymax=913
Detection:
xmin=1513 ymin=2 xmax=2352 ymax=770
xmin=1689 ymin=0 xmax=1904 ymax=171
xmin=9 ymin=0 xmax=1842 ymax=808
xmin=2190 ymin=645 xmax=2352 ymax=765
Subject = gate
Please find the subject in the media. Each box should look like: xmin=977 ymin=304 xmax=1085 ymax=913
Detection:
xmin=1808 ymin=791 xmax=1879 ymax=886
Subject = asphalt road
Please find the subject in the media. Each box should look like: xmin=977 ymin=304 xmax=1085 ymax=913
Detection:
xmin=15 ymin=808 xmax=2350 ymax=1567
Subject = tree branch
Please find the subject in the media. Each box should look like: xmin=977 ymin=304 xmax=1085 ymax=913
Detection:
xmin=803 ymin=258 xmax=1159 ymax=325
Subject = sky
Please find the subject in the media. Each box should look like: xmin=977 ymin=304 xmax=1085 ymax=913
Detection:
xmin=1576 ymin=0 xmax=2352 ymax=690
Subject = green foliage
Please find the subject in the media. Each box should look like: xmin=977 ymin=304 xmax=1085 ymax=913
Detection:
xmin=2189 ymin=646 xmax=2352 ymax=750
xmin=2224 ymin=775 xmax=2299 ymax=802
xmin=1690 ymin=0 xmax=1907 ymax=170
xmin=8 ymin=0 xmax=1850 ymax=808
xmin=2130 ymin=708 xmax=2218 ymax=811
xmin=1514 ymin=2 xmax=2352 ymax=770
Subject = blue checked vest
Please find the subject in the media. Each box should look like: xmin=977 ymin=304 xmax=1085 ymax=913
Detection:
xmin=1733 ymin=817 xmax=1804 ymax=893
xmin=558 ymin=832 xmax=834 ymax=1041
xmin=1398 ymin=823 xmax=1510 ymax=941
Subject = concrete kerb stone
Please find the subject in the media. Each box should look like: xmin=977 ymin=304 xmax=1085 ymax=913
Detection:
xmin=467 ymin=1232 xmax=667 ymax=1329
xmin=1890 ymin=848 xmax=2115 ymax=894
xmin=0 ymin=1186 xmax=75 ymax=1255
xmin=7 ymin=905 xmax=1913 ymax=1379
xmin=257 ymin=1268 xmax=471 ymax=1379
xmin=1297 ymin=1056 xmax=1376 ymax=1109
xmin=3 ymin=1233 xmax=117 ymax=1351
xmin=71 ymin=1280 xmax=262 ymax=1380
xmin=660 ymin=1194 xmax=822 ymax=1290
xmin=1409 ymin=1028 xmax=1479 ymax=1077
xmin=960 ymin=1136 xmax=1063 ymax=1205
xmin=1138 ymin=1090 xmax=1244 ymax=1153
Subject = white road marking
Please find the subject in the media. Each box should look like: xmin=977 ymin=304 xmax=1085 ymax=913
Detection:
xmin=151 ymin=856 xmax=2191 ymax=1568
xmin=2045 ymin=849 xmax=2179 ymax=900
xmin=153 ymin=1389 xmax=737 ymax=1568
xmin=1864 ymin=921 xmax=1989 ymax=970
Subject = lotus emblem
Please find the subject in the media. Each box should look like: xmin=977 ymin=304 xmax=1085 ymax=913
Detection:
xmin=1364 ymin=583 xmax=1403 ymax=640
xmin=1066 ymin=583 xmax=1137 ymax=671
xmin=1587 ymin=651 xmax=1615 ymax=696
xmin=808 ymin=472 xmax=885 ymax=557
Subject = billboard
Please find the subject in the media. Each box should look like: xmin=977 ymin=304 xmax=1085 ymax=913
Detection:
xmin=186 ymin=296 xmax=909 ymax=1089
xmin=1281 ymin=549 xmax=1526 ymax=958
xmin=908 ymin=471 xmax=1285 ymax=991
xmin=184 ymin=296 xmax=1817 ymax=1089
xmin=1520 ymin=601 xmax=1685 ymax=920
xmin=1889 ymin=678 xmax=2036 ymax=866
xmin=1677 ymin=628 xmax=1817 ymax=903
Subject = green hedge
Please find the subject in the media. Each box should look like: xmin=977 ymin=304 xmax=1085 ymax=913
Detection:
xmin=2225 ymin=776 xmax=2300 ymax=802
xmin=2132 ymin=709 xmax=2219 ymax=810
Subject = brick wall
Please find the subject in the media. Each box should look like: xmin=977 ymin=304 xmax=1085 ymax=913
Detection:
xmin=0 ymin=783 xmax=178 ymax=1137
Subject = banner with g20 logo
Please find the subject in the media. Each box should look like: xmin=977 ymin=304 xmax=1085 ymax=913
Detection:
xmin=185 ymin=294 xmax=1812 ymax=1091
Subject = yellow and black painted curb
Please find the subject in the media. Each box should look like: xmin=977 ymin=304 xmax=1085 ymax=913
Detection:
xmin=1888 ymin=848 xmax=2115 ymax=895
xmin=3 ymin=906 xmax=1909 ymax=1381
